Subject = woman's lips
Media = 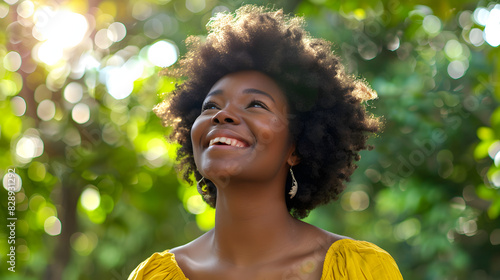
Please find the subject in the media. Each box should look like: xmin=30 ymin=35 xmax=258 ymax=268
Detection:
xmin=209 ymin=136 xmax=248 ymax=148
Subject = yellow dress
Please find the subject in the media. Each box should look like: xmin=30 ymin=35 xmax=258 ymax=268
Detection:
xmin=128 ymin=239 xmax=403 ymax=280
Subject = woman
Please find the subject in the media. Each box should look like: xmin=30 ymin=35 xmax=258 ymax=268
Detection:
xmin=129 ymin=5 xmax=402 ymax=280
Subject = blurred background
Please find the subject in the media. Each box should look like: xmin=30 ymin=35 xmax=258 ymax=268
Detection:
xmin=0 ymin=0 xmax=499 ymax=279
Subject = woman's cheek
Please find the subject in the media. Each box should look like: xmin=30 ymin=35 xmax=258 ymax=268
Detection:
xmin=190 ymin=117 xmax=204 ymax=159
xmin=257 ymin=129 xmax=274 ymax=146
xmin=255 ymin=117 xmax=287 ymax=147
xmin=270 ymin=116 xmax=288 ymax=134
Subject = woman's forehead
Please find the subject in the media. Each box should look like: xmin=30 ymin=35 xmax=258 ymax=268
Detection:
xmin=206 ymin=70 xmax=287 ymax=102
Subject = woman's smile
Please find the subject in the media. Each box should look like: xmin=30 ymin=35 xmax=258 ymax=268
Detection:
xmin=205 ymin=129 xmax=251 ymax=149
xmin=209 ymin=137 xmax=247 ymax=148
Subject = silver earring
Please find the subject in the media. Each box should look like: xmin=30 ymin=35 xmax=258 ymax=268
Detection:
xmin=289 ymin=168 xmax=298 ymax=199
xmin=197 ymin=177 xmax=207 ymax=195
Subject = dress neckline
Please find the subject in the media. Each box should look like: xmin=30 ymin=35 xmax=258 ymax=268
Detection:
xmin=164 ymin=238 xmax=357 ymax=280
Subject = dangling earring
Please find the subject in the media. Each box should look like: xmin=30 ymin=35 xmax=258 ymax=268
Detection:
xmin=197 ymin=177 xmax=207 ymax=195
xmin=289 ymin=168 xmax=298 ymax=199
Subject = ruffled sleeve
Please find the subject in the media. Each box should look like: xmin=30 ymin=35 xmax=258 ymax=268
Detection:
xmin=321 ymin=239 xmax=403 ymax=280
xmin=128 ymin=250 xmax=188 ymax=280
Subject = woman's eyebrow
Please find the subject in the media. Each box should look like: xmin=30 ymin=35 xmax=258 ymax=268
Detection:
xmin=206 ymin=89 xmax=223 ymax=97
xmin=242 ymin=88 xmax=276 ymax=103
xmin=206 ymin=88 xmax=276 ymax=104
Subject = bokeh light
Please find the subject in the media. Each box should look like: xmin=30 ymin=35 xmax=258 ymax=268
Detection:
xmin=107 ymin=22 xmax=127 ymax=42
xmin=358 ymin=40 xmax=378 ymax=60
xmin=394 ymin=218 xmax=421 ymax=241
xmin=0 ymin=4 xmax=9 ymax=18
xmin=341 ymin=190 xmax=370 ymax=211
xmin=64 ymin=82 xmax=83 ymax=103
xmin=105 ymin=67 xmax=134 ymax=99
xmin=491 ymin=171 xmax=500 ymax=187
xmin=458 ymin=10 xmax=473 ymax=29
xmin=483 ymin=5 xmax=500 ymax=47
xmin=28 ymin=161 xmax=47 ymax=182
xmin=101 ymin=54 xmax=146 ymax=100
xmin=71 ymin=232 xmax=98 ymax=256
xmin=186 ymin=195 xmax=207 ymax=214
xmin=44 ymin=216 xmax=62 ymax=236
xmin=46 ymin=64 xmax=71 ymax=91
xmin=447 ymin=60 xmax=468 ymax=79
xmin=473 ymin=7 xmax=489 ymax=26
xmin=80 ymin=187 xmax=101 ymax=211
xmin=32 ymin=8 xmax=88 ymax=65
xmin=457 ymin=217 xmax=478 ymax=236
xmin=195 ymin=208 xmax=216 ymax=231
xmin=37 ymin=99 xmax=56 ymax=121
xmin=11 ymin=96 xmax=27 ymax=116
xmin=75 ymin=53 xmax=101 ymax=74
xmin=469 ymin=28 xmax=485 ymax=46
xmin=3 ymin=51 xmax=22 ymax=72
xmin=33 ymin=8 xmax=88 ymax=47
xmin=95 ymin=29 xmax=113 ymax=49
xmin=186 ymin=0 xmax=206 ymax=13
xmin=34 ymin=41 xmax=62 ymax=65
xmin=423 ymin=15 xmax=442 ymax=35
xmin=387 ymin=35 xmax=400 ymax=51
xmin=144 ymin=138 xmax=167 ymax=161
xmin=147 ymin=40 xmax=179 ymax=67
xmin=17 ymin=0 xmax=34 ymax=18
xmin=0 ymin=79 xmax=18 ymax=97
xmin=444 ymin=40 xmax=463 ymax=59
xmin=4 ymin=0 xmax=18 ymax=6
xmin=16 ymin=134 xmax=44 ymax=162
xmin=71 ymin=103 xmax=90 ymax=124
xmin=2 ymin=171 xmax=22 ymax=192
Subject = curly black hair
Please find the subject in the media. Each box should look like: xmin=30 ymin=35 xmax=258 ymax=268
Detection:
xmin=154 ymin=5 xmax=380 ymax=219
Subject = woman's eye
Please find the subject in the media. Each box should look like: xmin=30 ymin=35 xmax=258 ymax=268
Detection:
xmin=201 ymin=102 xmax=219 ymax=111
xmin=248 ymin=100 xmax=269 ymax=110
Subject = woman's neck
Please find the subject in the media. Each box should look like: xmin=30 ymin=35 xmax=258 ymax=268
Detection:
xmin=210 ymin=181 xmax=300 ymax=266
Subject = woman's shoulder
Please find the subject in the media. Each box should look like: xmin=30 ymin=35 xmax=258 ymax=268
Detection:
xmin=322 ymin=239 xmax=403 ymax=280
xmin=127 ymin=232 xmax=212 ymax=280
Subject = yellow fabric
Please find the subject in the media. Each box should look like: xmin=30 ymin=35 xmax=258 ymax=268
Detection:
xmin=128 ymin=239 xmax=403 ymax=280
xmin=321 ymin=240 xmax=403 ymax=279
xmin=128 ymin=249 xmax=187 ymax=280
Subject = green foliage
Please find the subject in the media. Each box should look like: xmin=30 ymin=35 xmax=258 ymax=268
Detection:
xmin=0 ymin=0 xmax=499 ymax=279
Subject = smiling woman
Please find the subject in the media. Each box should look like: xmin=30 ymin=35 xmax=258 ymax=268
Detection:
xmin=129 ymin=5 xmax=402 ymax=280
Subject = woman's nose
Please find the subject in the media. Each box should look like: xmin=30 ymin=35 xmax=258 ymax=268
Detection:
xmin=211 ymin=109 xmax=240 ymax=125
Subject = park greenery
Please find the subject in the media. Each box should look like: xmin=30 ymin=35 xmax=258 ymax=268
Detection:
xmin=0 ymin=0 xmax=499 ymax=279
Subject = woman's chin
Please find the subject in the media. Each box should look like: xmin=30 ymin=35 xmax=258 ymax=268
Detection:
xmin=200 ymin=161 xmax=245 ymax=187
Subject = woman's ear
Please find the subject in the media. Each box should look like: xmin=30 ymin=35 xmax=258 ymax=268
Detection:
xmin=287 ymin=148 xmax=300 ymax=166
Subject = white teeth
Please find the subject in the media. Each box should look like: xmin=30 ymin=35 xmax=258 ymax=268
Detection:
xmin=209 ymin=137 xmax=245 ymax=147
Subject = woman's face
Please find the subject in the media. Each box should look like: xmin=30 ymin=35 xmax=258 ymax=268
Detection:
xmin=191 ymin=70 xmax=296 ymax=187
